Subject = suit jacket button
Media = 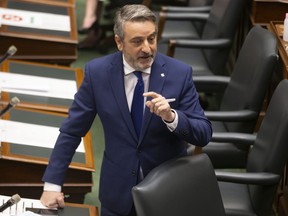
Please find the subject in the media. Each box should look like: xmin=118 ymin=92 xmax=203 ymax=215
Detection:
xmin=180 ymin=130 xmax=187 ymax=136
xmin=132 ymin=170 xmax=136 ymax=176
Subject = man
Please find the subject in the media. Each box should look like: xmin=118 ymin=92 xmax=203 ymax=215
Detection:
xmin=40 ymin=4 xmax=212 ymax=216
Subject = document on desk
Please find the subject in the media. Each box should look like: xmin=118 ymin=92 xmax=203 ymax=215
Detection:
xmin=0 ymin=72 xmax=77 ymax=99
xmin=0 ymin=8 xmax=70 ymax=32
xmin=0 ymin=119 xmax=85 ymax=153
xmin=0 ymin=194 xmax=53 ymax=216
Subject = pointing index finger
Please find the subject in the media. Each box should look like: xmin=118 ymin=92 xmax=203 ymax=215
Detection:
xmin=143 ymin=91 xmax=159 ymax=99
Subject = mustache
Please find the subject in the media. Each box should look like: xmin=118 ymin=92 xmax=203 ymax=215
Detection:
xmin=139 ymin=54 xmax=153 ymax=58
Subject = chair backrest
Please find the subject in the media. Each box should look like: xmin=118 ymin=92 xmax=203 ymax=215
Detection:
xmin=220 ymin=25 xmax=278 ymax=133
xmin=132 ymin=154 xmax=226 ymax=216
xmin=246 ymin=79 xmax=288 ymax=215
xmin=188 ymin=0 xmax=214 ymax=34
xmin=202 ymin=0 xmax=247 ymax=75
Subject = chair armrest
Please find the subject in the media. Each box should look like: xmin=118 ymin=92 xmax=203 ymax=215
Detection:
xmin=205 ymin=110 xmax=259 ymax=122
xmin=193 ymin=75 xmax=230 ymax=93
xmin=158 ymin=12 xmax=209 ymax=41
xmin=159 ymin=11 xmax=210 ymax=21
xmin=189 ymin=132 xmax=256 ymax=155
xmin=211 ymin=132 xmax=256 ymax=146
xmin=170 ymin=38 xmax=232 ymax=48
xmin=167 ymin=38 xmax=231 ymax=56
xmin=215 ymin=171 xmax=280 ymax=186
xmin=161 ymin=5 xmax=212 ymax=13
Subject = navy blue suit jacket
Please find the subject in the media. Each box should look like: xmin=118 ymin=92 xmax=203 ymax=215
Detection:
xmin=42 ymin=51 xmax=212 ymax=215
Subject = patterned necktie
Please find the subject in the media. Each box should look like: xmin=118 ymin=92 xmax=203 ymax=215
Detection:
xmin=131 ymin=71 xmax=144 ymax=138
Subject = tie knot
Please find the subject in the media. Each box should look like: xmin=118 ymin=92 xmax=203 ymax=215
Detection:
xmin=133 ymin=71 xmax=143 ymax=81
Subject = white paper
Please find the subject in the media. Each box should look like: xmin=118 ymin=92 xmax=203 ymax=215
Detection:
xmin=0 ymin=119 xmax=85 ymax=153
xmin=0 ymin=72 xmax=77 ymax=100
xmin=19 ymin=211 xmax=41 ymax=216
xmin=19 ymin=212 xmax=41 ymax=216
xmin=0 ymin=195 xmax=50 ymax=216
xmin=0 ymin=8 xmax=70 ymax=32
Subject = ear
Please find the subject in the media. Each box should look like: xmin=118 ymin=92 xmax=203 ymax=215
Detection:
xmin=114 ymin=35 xmax=123 ymax=51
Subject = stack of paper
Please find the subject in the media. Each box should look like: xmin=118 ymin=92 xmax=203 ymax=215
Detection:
xmin=0 ymin=195 xmax=52 ymax=216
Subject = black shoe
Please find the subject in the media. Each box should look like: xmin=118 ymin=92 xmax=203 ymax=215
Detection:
xmin=77 ymin=28 xmax=105 ymax=50
xmin=78 ymin=21 xmax=98 ymax=34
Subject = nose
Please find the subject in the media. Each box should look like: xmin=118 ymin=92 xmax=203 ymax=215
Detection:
xmin=141 ymin=40 xmax=151 ymax=53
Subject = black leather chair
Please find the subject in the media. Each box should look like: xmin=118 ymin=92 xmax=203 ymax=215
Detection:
xmin=215 ymin=79 xmax=288 ymax=216
xmin=164 ymin=0 xmax=247 ymax=76
xmin=157 ymin=0 xmax=214 ymax=43
xmin=132 ymin=154 xmax=226 ymax=216
xmin=189 ymin=25 xmax=279 ymax=169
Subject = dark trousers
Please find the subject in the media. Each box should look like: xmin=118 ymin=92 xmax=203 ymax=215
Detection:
xmin=101 ymin=205 xmax=137 ymax=216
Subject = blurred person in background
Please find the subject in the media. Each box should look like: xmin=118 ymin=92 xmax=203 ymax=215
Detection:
xmin=78 ymin=0 xmax=144 ymax=52
xmin=78 ymin=0 xmax=99 ymax=34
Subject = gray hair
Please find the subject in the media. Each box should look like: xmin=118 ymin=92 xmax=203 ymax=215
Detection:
xmin=113 ymin=4 xmax=157 ymax=40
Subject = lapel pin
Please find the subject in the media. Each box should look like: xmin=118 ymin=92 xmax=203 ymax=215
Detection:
xmin=161 ymin=73 xmax=165 ymax=77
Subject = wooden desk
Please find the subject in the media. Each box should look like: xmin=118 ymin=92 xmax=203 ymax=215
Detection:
xmin=250 ymin=0 xmax=288 ymax=25
xmin=0 ymin=107 xmax=94 ymax=203
xmin=268 ymin=21 xmax=288 ymax=79
xmin=0 ymin=195 xmax=98 ymax=216
xmin=25 ymin=203 xmax=99 ymax=216
xmin=0 ymin=0 xmax=78 ymax=65
xmin=0 ymin=59 xmax=83 ymax=113
xmin=63 ymin=203 xmax=99 ymax=216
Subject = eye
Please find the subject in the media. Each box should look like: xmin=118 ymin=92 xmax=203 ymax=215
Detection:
xmin=132 ymin=38 xmax=143 ymax=45
xmin=148 ymin=36 xmax=156 ymax=43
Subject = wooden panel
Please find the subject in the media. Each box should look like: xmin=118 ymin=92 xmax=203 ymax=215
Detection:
xmin=251 ymin=0 xmax=288 ymax=25
xmin=0 ymin=107 xmax=94 ymax=171
xmin=0 ymin=0 xmax=78 ymax=65
xmin=268 ymin=21 xmax=288 ymax=79
xmin=279 ymin=195 xmax=288 ymax=216
xmin=65 ymin=203 xmax=99 ymax=216
xmin=0 ymin=160 xmax=93 ymax=203
xmin=0 ymin=59 xmax=83 ymax=113
xmin=0 ymin=107 xmax=94 ymax=203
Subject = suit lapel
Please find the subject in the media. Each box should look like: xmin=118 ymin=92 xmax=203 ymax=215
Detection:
xmin=140 ymin=54 xmax=167 ymax=143
xmin=108 ymin=52 xmax=168 ymax=143
xmin=108 ymin=52 xmax=138 ymax=140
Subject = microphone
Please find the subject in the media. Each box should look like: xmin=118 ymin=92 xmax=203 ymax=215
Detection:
xmin=0 ymin=194 xmax=21 ymax=212
xmin=0 ymin=96 xmax=20 ymax=118
xmin=0 ymin=45 xmax=17 ymax=65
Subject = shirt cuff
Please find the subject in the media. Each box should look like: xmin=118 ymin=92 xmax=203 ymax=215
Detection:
xmin=44 ymin=182 xmax=62 ymax=192
xmin=163 ymin=109 xmax=178 ymax=131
